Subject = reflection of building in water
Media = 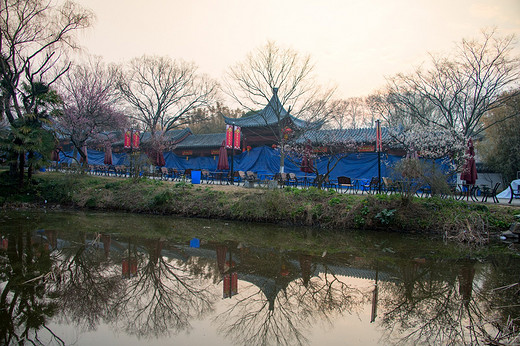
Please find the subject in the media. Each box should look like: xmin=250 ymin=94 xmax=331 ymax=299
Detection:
xmin=458 ymin=260 xmax=476 ymax=305
xmin=223 ymin=273 xmax=238 ymax=298
xmin=122 ymin=258 xmax=137 ymax=278
xmin=101 ymin=234 xmax=111 ymax=259
xmin=0 ymin=237 xmax=7 ymax=250
xmin=45 ymin=229 xmax=58 ymax=249
xmin=217 ymin=245 xmax=238 ymax=298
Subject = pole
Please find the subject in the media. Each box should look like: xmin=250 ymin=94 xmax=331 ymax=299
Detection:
xmin=230 ymin=123 xmax=235 ymax=185
xmin=129 ymin=129 xmax=133 ymax=178
xmin=377 ymin=120 xmax=382 ymax=194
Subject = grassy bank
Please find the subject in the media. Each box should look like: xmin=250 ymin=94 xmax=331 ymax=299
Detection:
xmin=1 ymin=171 xmax=519 ymax=241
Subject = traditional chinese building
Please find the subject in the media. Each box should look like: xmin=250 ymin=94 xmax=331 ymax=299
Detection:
xmin=222 ymin=88 xmax=317 ymax=149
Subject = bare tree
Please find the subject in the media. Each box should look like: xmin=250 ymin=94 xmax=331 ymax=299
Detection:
xmin=56 ymin=56 xmax=127 ymax=165
xmin=0 ymin=0 xmax=93 ymax=182
xmin=328 ymin=97 xmax=374 ymax=129
xmin=224 ymin=41 xmax=335 ymax=172
xmin=383 ymin=29 xmax=520 ymax=139
xmin=117 ymin=55 xmax=218 ymax=136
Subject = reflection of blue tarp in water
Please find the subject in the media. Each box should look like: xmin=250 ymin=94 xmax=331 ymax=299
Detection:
xmin=57 ymin=146 xmax=449 ymax=180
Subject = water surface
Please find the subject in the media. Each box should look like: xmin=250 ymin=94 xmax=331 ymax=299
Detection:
xmin=1 ymin=210 xmax=518 ymax=345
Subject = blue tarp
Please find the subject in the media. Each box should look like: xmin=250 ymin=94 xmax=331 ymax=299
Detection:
xmin=56 ymin=146 xmax=409 ymax=180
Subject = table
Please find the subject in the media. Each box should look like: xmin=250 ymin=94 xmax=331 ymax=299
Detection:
xmin=457 ymin=184 xmax=479 ymax=202
xmin=209 ymin=171 xmax=229 ymax=185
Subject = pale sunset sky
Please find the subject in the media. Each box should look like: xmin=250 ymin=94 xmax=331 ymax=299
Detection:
xmin=74 ymin=0 xmax=520 ymax=100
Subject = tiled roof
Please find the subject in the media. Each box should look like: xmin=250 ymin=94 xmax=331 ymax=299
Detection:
xmin=223 ymin=88 xmax=309 ymax=129
xmin=296 ymin=127 xmax=391 ymax=144
xmin=140 ymin=128 xmax=192 ymax=144
xmin=175 ymin=133 xmax=226 ymax=149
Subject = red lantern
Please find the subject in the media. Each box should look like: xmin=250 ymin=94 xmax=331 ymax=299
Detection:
xmin=283 ymin=127 xmax=293 ymax=140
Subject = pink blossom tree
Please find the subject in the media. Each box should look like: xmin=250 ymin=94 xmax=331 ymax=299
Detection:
xmin=0 ymin=0 xmax=93 ymax=184
xmin=56 ymin=57 xmax=128 ymax=165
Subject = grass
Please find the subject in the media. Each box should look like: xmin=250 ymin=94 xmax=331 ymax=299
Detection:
xmin=1 ymin=171 xmax=519 ymax=244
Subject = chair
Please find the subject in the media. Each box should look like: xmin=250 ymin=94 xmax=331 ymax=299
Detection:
xmin=201 ymin=169 xmax=211 ymax=183
xmin=481 ymin=182 xmax=500 ymax=203
xmin=183 ymin=169 xmax=192 ymax=180
xmin=287 ymin=173 xmax=298 ymax=187
xmin=457 ymin=184 xmax=479 ymax=201
xmin=337 ymin=176 xmax=354 ymax=193
xmin=160 ymin=167 xmax=170 ymax=180
xmin=237 ymin=171 xmax=247 ymax=184
xmin=246 ymin=171 xmax=258 ymax=184
xmin=362 ymin=177 xmax=380 ymax=194
xmin=275 ymin=173 xmax=288 ymax=187
xmin=382 ymin=177 xmax=398 ymax=194
xmin=509 ymin=183 xmax=520 ymax=204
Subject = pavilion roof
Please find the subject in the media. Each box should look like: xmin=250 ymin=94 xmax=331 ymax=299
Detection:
xmin=175 ymin=133 xmax=226 ymax=149
xmin=223 ymin=88 xmax=310 ymax=129
xmin=296 ymin=127 xmax=391 ymax=145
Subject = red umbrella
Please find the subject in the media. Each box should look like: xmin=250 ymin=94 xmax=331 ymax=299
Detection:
xmin=104 ymin=145 xmax=113 ymax=165
xmin=217 ymin=140 xmax=229 ymax=170
xmin=300 ymin=140 xmax=314 ymax=173
xmin=51 ymin=148 xmax=60 ymax=162
xmin=460 ymin=138 xmax=477 ymax=185
xmin=156 ymin=150 xmax=165 ymax=167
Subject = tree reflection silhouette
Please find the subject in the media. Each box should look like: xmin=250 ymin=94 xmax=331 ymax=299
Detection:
xmin=49 ymin=232 xmax=124 ymax=332
xmin=377 ymin=258 xmax=520 ymax=345
xmin=0 ymin=230 xmax=60 ymax=345
xmin=214 ymin=250 xmax=366 ymax=346
xmin=2 ymin=223 xmax=520 ymax=345
xmin=108 ymin=238 xmax=217 ymax=338
xmin=47 ymin=235 xmax=218 ymax=339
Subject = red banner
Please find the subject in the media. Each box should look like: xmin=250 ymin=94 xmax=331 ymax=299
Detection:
xmin=376 ymin=121 xmax=382 ymax=152
xmin=226 ymin=125 xmax=241 ymax=150
xmin=233 ymin=127 xmax=241 ymax=150
xmin=225 ymin=125 xmax=233 ymax=149
xmin=124 ymin=130 xmax=131 ymax=148
xmin=132 ymin=130 xmax=140 ymax=149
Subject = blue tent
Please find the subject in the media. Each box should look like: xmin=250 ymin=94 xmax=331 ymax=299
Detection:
xmin=59 ymin=146 xmax=409 ymax=180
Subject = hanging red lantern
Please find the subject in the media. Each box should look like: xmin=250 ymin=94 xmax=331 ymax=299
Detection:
xmin=283 ymin=127 xmax=293 ymax=140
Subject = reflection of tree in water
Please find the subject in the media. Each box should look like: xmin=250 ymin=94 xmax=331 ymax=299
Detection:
xmin=49 ymin=232 xmax=124 ymax=332
xmin=110 ymin=238 xmax=216 ymax=338
xmin=41 ymin=234 xmax=218 ymax=340
xmin=0 ymin=230 xmax=60 ymax=345
xmin=378 ymin=258 xmax=520 ymax=345
xmin=477 ymin=255 xmax=520 ymax=344
xmin=215 ymin=251 xmax=366 ymax=346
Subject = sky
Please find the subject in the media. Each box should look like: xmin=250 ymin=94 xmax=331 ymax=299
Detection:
xmin=74 ymin=0 xmax=520 ymax=101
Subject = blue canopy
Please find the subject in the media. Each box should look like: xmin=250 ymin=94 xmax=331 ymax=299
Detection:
xmin=58 ymin=146 xmax=410 ymax=180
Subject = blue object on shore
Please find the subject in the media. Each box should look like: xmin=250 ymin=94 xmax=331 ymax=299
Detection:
xmin=191 ymin=170 xmax=201 ymax=184
xmin=190 ymin=238 xmax=200 ymax=248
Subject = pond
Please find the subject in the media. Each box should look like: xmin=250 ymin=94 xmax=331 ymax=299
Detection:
xmin=0 ymin=210 xmax=519 ymax=345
